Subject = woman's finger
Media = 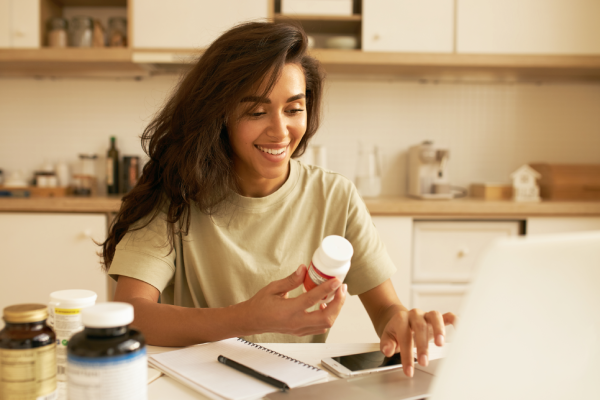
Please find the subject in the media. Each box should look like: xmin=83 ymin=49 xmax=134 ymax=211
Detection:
xmin=298 ymin=278 xmax=342 ymax=309
xmin=395 ymin=314 xmax=414 ymax=377
xmin=267 ymin=265 xmax=306 ymax=295
xmin=443 ymin=312 xmax=457 ymax=326
xmin=409 ymin=309 xmax=429 ymax=367
xmin=424 ymin=310 xmax=446 ymax=346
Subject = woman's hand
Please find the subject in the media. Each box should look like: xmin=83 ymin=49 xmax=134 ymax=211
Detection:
xmin=240 ymin=265 xmax=347 ymax=337
xmin=380 ymin=308 xmax=455 ymax=377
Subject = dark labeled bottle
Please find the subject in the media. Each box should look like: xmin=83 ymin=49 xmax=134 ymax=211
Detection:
xmin=0 ymin=304 xmax=57 ymax=400
xmin=106 ymin=136 xmax=119 ymax=194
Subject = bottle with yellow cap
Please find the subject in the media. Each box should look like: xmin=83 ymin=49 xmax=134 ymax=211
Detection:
xmin=0 ymin=304 xmax=58 ymax=400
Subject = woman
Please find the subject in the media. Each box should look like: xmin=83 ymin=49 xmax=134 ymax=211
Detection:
xmin=102 ymin=21 xmax=454 ymax=378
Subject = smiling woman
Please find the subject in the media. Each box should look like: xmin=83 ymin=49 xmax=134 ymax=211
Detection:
xmin=229 ymin=64 xmax=308 ymax=197
xmin=100 ymin=21 xmax=454 ymax=379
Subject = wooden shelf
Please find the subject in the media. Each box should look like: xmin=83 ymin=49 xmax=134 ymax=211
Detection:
xmin=309 ymin=50 xmax=600 ymax=81
xmin=2 ymin=47 xmax=600 ymax=81
xmin=0 ymin=48 xmax=149 ymax=78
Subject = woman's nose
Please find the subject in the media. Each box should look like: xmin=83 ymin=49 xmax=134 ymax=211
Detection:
xmin=267 ymin=112 xmax=289 ymax=140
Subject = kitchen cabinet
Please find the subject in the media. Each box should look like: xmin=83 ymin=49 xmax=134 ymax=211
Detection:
xmin=132 ymin=0 xmax=270 ymax=49
xmin=328 ymin=216 xmax=412 ymax=343
xmin=0 ymin=213 xmax=108 ymax=314
xmin=457 ymin=0 xmax=600 ymax=55
xmin=527 ymin=217 xmax=600 ymax=235
xmin=0 ymin=0 xmax=40 ymax=48
xmin=410 ymin=220 xmax=521 ymax=319
xmin=362 ymin=0 xmax=454 ymax=53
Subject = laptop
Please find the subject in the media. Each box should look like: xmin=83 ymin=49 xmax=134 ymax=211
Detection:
xmin=267 ymin=231 xmax=600 ymax=400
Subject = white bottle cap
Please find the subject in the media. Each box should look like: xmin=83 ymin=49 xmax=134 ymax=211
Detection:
xmin=315 ymin=235 xmax=354 ymax=271
xmin=50 ymin=289 xmax=97 ymax=309
xmin=82 ymin=302 xmax=134 ymax=328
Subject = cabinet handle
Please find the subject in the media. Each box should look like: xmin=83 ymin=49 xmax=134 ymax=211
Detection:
xmin=373 ymin=34 xmax=380 ymax=41
xmin=82 ymin=229 xmax=93 ymax=238
xmin=14 ymin=30 xmax=26 ymax=38
xmin=457 ymin=247 xmax=470 ymax=258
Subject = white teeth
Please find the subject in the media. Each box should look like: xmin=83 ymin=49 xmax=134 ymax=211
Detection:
xmin=257 ymin=145 xmax=286 ymax=155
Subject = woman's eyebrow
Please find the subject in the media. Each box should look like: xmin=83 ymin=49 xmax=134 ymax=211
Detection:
xmin=240 ymin=93 xmax=306 ymax=104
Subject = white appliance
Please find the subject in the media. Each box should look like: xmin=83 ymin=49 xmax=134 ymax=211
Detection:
xmin=408 ymin=141 xmax=452 ymax=199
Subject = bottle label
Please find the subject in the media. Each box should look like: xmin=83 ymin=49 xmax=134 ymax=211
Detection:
xmin=304 ymin=261 xmax=335 ymax=292
xmin=51 ymin=308 xmax=84 ymax=383
xmin=0 ymin=344 xmax=58 ymax=400
xmin=67 ymin=349 xmax=147 ymax=400
xmin=106 ymin=159 xmax=114 ymax=185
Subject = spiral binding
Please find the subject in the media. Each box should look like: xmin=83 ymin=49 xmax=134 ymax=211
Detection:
xmin=236 ymin=338 xmax=323 ymax=372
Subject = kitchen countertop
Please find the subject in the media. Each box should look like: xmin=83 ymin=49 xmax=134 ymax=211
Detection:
xmin=1 ymin=196 xmax=600 ymax=217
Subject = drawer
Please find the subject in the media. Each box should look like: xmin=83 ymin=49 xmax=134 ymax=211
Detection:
xmin=413 ymin=221 xmax=520 ymax=283
xmin=411 ymin=284 xmax=468 ymax=316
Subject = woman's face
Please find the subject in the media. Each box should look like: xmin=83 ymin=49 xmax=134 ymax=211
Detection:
xmin=229 ymin=63 xmax=307 ymax=196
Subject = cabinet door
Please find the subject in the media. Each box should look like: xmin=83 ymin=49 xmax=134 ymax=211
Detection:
xmin=457 ymin=0 xmax=600 ymax=54
xmin=0 ymin=0 xmax=9 ymax=48
xmin=10 ymin=0 xmax=40 ymax=48
xmin=132 ymin=0 xmax=269 ymax=49
xmin=527 ymin=217 xmax=600 ymax=235
xmin=327 ymin=216 xmax=412 ymax=343
xmin=362 ymin=0 xmax=454 ymax=53
xmin=413 ymin=221 xmax=520 ymax=283
xmin=0 ymin=213 xmax=108 ymax=313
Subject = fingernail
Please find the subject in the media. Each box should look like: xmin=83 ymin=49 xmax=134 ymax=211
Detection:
xmin=342 ymin=284 xmax=348 ymax=294
xmin=332 ymin=279 xmax=342 ymax=290
xmin=382 ymin=345 xmax=391 ymax=355
xmin=296 ymin=265 xmax=304 ymax=276
xmin=406 ymin=366 xmax=414 ymax=378
xmin=419 ymin=354 xmax=428 ymax=366
xmin=437 ymin=334 xmax=445 ymax=346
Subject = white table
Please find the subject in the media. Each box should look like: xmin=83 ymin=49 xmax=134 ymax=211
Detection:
xmin=146 ymin=342 xmax=447 ymax=399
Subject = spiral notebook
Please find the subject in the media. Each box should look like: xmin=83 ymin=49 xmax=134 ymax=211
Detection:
xmin=148 ymin=338 xmax=329 ymax=400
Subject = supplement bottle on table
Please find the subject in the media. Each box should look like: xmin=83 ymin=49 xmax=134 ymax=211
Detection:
xmin=303 ymin=235 xmax=354 ymax=303
xmin=67 ymin=302 xmax=146 ymax=400
xmin=47 ymin=289 xmax=97 ymax=400
xmin=0 ymin=304 xmax=58 ymax=400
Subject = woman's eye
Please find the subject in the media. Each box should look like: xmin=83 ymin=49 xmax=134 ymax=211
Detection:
xmin=249 ymin=112 xmax=266 ymax=117
xmin=288 ymin=109 xmax=304 ymax=114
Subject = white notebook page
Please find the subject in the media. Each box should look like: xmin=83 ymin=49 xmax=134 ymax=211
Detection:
xmin=149 ymin=338 xmax=328 ymax=400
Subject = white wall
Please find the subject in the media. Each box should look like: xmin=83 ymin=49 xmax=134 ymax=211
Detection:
xmin=1 ymin=75 xmax=599 ymax=195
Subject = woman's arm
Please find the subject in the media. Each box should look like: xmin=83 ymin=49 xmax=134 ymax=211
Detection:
xmin=114 ymin=264 xmax=347 ymax=346
xmin=359 ymin=279 xmax=455 ymax=378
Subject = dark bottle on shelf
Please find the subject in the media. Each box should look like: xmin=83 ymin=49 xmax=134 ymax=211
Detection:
xmin=106 ymin=136 xmax=119 ymax=194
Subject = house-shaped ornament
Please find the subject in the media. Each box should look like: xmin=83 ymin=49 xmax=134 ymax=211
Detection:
xmin=510 ymin=165 xmax=541 ymax=202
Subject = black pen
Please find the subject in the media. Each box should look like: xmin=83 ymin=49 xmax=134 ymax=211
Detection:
xmin=217 ymin=355 xmax=290 ymax=392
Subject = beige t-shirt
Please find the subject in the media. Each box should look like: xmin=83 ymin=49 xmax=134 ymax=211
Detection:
xmin=109 ymin=159 xmax=396 ymax=343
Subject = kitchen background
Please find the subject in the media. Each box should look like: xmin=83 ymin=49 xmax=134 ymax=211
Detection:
xmin=1 ymin=76 xmax=599 ymax=195
xmin=2 ymin=0 xmax=600 ymax=345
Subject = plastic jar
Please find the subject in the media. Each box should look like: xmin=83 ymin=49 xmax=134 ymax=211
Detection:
xmin=48 ymin=290 xmax=97 ymax=399
xmin=67 ymin=302 xmax=147 ymax=400
xmin=303 ymin=235 xmax=354 ymax=303
xmin=0 ymin=304 xmax=57 ymax=400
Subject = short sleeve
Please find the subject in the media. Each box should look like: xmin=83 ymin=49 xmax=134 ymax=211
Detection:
xmin=108 ymin=212 xmax=176 ymax=293
xmin=343 ymin=185 xmax=397 ymax=296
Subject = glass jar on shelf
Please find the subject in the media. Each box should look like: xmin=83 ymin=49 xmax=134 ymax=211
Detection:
xmin=107 ymin=17 xmax=127 ymax=47
xmin=70 ymin=16 xmax=93 ymax=47
xmin=47 ymin=17 xmax=68 ymax=48
xmin=73 ymin=154 xmax=97 ymax=196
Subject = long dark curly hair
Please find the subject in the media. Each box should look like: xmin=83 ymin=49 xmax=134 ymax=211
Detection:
xmin=101 ymin=21 xmax=324 ymax=270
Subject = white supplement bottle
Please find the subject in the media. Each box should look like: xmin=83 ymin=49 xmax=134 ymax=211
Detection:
xmin=67 ymin=303 xmax=147 ymax=400
xmin=48 ymin=289 xmax=97 ymax=400
xmin=303 ymin=235 xmax=354 ymax=303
